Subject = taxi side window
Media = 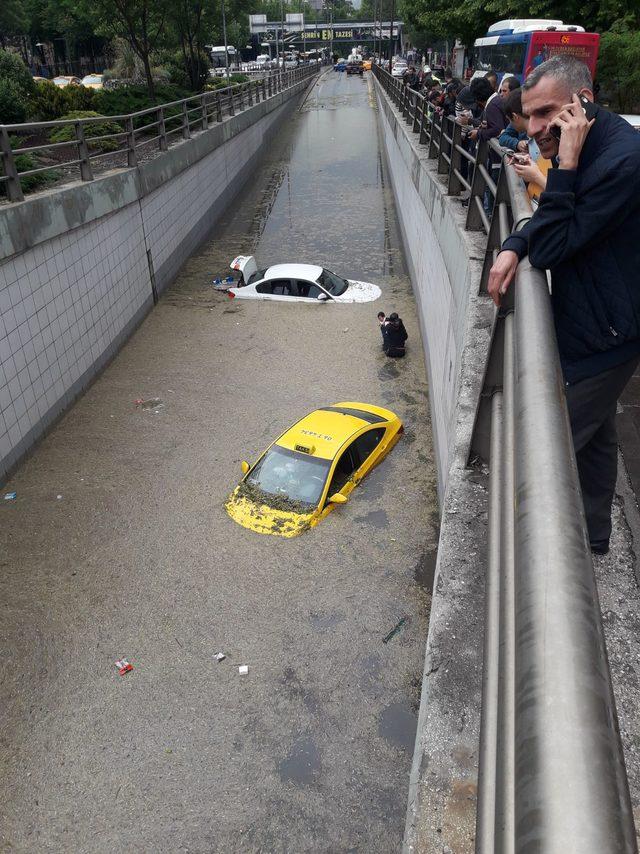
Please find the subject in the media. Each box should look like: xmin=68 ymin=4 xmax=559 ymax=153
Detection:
xmin=256 ymin=279 xmax=292 ymax=295
xmin=327 ymin=447 xmax=359 ymax=495
xmin=352 ymin=428 xmax=385 ymax=466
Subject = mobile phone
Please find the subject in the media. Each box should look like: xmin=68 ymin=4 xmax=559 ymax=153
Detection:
xmin=550 ymin=94 xmax=598 ymax=139
xmin=507 ymin=152 xmax=529 ymax=164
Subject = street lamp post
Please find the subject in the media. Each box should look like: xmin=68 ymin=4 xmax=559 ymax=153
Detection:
xmin=280 ymin=0 xmax=285 ymax=80
xmin=221 ymin=0 xmax=230 ymax=80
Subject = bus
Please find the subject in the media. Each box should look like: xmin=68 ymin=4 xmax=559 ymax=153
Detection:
xmin=472 ymin=19 xmax=600 ymax=83
xmin=206 ymin=45 xmax=239 ymax=76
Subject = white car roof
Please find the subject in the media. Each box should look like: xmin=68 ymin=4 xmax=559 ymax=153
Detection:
xmin=264 ymin=263 xmax=323 ymax=281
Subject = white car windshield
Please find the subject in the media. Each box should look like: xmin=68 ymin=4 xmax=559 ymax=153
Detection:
xmin=82 ymin=75 xmax=102 ymax=84
xmin=246 ymin=446 xmax=331 ymax=507
xmin=318 ymin=269 xmax=348 ymax=296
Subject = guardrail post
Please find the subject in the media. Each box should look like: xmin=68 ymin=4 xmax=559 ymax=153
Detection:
xmin=181 ymin=101 xmax=191 ymax=139
xmin=0 ymin=126 xmax=24 ymax=203
xmin=262 ymin=77 xmax=267 ymax=101
xmin=125 ymin=116 xmax=137 ymax=167
xmin=216 ymin=92 xmax=222 ymax=122
xmin=437 ymin=116 xmax=450 ymax=175
xmin=228 ymin=88 xmax=235 ymax=117
xmin=201 ymin=94 xmax=208 ymax=130
xmin=428 ymin=112 xmax=440 ymax=158
xmin=466 ymin=138 xmax=490 ymax=230
xmin=247 ymin=81 xmax=253 ymax=106
xmin=158 ymin=107 xmax=168 ymax=151
xmin=412 ymin=95 xmax=422 ymax=134
xmin=447 ymin=120 xmax=464 ymax=195
xmin=419 ymin=103 xmax=430 ymax=146
xmin=75 ymin=122 xmax=93 ymax=181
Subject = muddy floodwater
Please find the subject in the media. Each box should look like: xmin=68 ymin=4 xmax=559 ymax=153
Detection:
xmin=1 ymin=71 xmax=439 ymax=852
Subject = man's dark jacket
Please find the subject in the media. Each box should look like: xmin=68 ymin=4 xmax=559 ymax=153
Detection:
xmin=501 ymin=107 xmax=640 ymax=383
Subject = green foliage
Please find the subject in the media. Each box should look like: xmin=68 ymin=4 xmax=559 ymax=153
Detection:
xmin=49 ymin=110 xmax=124 ymax=152
xmin=0 ymin=79 xmax=29 ymax=125
xmin=0 ymin=50 xmax=37 ymax=124
xmin=0 ymin=0 xmax=28 ymax=37
xmin=0 ymin=140 xmax=59 ymax=197
xmin=598 ymin=20 xmax=640 ymax=112
xmin=96 ymin=82 xmax=191 ymax=115
xmin=204 ymin=73 xmax=249 ymax=90
xmin=30 ymin=79 xmax=99 ymax=121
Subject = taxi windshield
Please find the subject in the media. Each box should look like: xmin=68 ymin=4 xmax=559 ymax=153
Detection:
xmin=318 ymin=269 xmax=348 ymax=296
xmin=246 ymin=445 xmax=331 ymax=506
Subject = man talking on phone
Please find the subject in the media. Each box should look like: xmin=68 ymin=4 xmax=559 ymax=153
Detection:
xmin=487 ymin=54 xmax=640 ymax=555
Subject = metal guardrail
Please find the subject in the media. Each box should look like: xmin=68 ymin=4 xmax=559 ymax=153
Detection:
xmin=0 ymin=63 xmax=322 ymax=204
xmin=372 ymin=63 xmax=638 ymax=852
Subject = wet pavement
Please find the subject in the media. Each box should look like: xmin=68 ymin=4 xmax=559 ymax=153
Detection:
xmin=0 ymin=71 xmax=438 ymax=852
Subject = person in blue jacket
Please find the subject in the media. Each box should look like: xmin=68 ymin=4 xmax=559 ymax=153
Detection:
xmin=488 ymin=55 xmax=640 ymax=555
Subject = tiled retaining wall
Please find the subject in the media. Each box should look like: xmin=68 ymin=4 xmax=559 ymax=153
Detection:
xmin=0 ymin=79 xmax=312 ymax=482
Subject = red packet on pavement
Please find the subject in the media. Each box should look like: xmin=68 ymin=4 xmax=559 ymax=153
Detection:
xmin=115 ymin=659 xmax=133 ymax=675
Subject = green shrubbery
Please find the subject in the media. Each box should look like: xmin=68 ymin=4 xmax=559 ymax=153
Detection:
xmin=49 ymin=111 xmax=124 ymax=152
xmin=598 ymin=21 xmax=640 ymax=113
xmin=0 ymin=50 xmax=36 ymax=124
xmin=0 ymin=136 xmax=58 ymax=197
xmin=205 ymin=73 xmax=250 ymax=91
xmin=30 ymin=79 xmax=100 ymax=121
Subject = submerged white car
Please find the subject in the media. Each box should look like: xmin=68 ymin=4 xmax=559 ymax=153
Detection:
xmin=227 ymin=256 xmax=381 ymax=303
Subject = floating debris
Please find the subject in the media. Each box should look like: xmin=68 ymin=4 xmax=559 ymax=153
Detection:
xmin=383 ymin=617 xmax=408 ymax=644
xmin=115 ymin=659 xmax=133 ymax=675
xmin=134 ymin=398 xmax=165 ymax=411
xmin=4 ymin=492 xmax=16 ymax=501
xmin=238 ymin=665 xmax=249 ymax=676
xmin=215 ymin=652 xmax=226 ymax=662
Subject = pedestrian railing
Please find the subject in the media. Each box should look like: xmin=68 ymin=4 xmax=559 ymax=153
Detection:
xmin=0 ymin=63 xmax=322 ymax=204
xmin=373 ymin=63 xmax=638 ymax=853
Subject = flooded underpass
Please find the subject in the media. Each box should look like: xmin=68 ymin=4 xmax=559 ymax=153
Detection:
xmin=1 ymin=71 xmax=439 ymax=852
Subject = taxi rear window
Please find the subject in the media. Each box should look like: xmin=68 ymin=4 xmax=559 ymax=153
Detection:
xmin=320 ymin=406 xmax=386 ymax=424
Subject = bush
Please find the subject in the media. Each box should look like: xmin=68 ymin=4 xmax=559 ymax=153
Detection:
xmin=31 ymin=79 xmax=99 ymax=121
xmin=49 ymin=111 xmax=124 ymax=153
xmin=0 ymin=49 xmax=36 ymax=123
xmin=0 ymin=142 xmax=59 ymax=198
xmin=598 ymin=20 xmax=640 ymax=113
xmin=0 ymin=79 xmax=28 ymax=124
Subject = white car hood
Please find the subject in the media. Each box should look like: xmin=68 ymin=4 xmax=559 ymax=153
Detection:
xmin=334 ymin=280 xmax=381 ymax=303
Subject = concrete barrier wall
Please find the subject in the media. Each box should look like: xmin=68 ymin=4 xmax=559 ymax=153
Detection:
xmin=0 ymin=80 xmax=311 ymax=483
xmin=374 ymin=80 xmax=495 ymax=852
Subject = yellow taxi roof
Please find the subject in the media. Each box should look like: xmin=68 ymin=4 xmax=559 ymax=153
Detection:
xmin=276 ymin=402 xmax=396 ymax=460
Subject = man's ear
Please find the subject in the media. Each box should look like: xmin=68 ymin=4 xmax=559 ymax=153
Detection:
xmin=578 ymin=87 xmax=595 ymax=102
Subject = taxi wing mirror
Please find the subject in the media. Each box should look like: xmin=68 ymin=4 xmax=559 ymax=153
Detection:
xmin=328 ymin=492 xmax=348 ymax=504
xmin=317 ymin=292 xmax=329 ymax=301
xmin=241 ymin=460 xmax=250 ymax=474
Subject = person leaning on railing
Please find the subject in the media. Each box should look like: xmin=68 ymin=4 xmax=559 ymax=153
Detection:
xmin=488 ymin=54 xmax=640 ymax=556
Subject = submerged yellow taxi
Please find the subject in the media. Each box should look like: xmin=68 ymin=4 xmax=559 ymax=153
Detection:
xmin=226 ymin=402 xmax=403 ymax=537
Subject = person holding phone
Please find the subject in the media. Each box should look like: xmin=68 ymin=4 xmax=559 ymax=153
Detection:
xmin=488 ymin=55 xmax=640 ymax=555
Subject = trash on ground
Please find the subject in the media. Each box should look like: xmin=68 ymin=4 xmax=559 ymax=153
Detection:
xmin=134 ymin=398 xmax=165 ymax=411
xmin=238 ymin=664 xmax=249 ymax=675
xmin=215 ymin=652 xmax=226 ymax=662
xmin=383 ymin=617 xmax=408 ymax=644
xmin=115 ymin=658 xmax=133 ymax=675
xmin=343 ymin=328 xmax=349 ymax=332
xmin=4 ymin=492 xmax=16 ymax=501
xmin=56 ymin=494 xmax=63 ymax=500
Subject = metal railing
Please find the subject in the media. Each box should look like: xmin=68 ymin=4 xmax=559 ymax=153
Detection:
xmin=0 ymin=63 xmax=322 ymax=204
xmin=373 ymin=63 xmax=638 ymax=852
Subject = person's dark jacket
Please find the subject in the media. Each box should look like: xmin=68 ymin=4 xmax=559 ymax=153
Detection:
xmin=501 ymin=107 xmax=640 ymax=383
xmin=383 ymin=319 xmax=408 ymax=354
xmin=477 ymin=93 xmax=508 ymax=142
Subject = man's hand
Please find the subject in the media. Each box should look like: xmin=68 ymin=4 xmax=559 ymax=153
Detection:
xmin=488 ymin=250 xmax=519 ymax=306
xmin=549 ymin=93 xmax=595 ymax=170
xmin=468 ymin=128 xmax=478 ymax=141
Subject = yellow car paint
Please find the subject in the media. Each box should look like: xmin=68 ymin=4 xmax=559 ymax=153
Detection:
xmin=226 ymin=401 xmax=403 ymax=537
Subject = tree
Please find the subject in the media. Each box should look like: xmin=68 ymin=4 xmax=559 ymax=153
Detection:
xmin=598 ymin=18 xmax=640 ymax=111
xmin=77 ymin=0 xmax=170 ymax=97
xmin=0 ymin=0 xmax=28 ymax=47
xmin=168 ymin=0 xmax=211 ymax=90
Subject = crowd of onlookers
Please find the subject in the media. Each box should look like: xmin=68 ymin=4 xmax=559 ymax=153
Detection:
xmin=397 ymin=61 xmax=552 ymax=205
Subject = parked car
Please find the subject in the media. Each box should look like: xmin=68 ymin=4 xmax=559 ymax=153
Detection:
xmin=346 ymin=60 xmax=364 ymax=76
xmin=391 ymin=61 xmax=408 ymax=79
xmin=621 ymin=115 xmax=640 ymax=132
xmin=227 ymin=257 xmax=381 ymax=303
xmin=52 ymin=76 xmax=81 ymax=87
xmin=363 ymin=59 xmax=372 ymax=71
xmin=80 ymin=73 xmax=105 ymax=89
xmin=226 ymin=403 xmax=404 ymax=537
